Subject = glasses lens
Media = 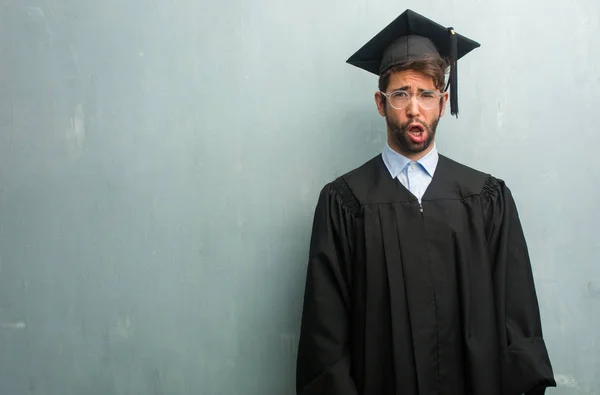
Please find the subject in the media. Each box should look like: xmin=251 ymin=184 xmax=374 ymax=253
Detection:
xmin=389 ymin=91 xmax=410 ymax=109
xmin=417 ymin=92 xmax=440 ymax=109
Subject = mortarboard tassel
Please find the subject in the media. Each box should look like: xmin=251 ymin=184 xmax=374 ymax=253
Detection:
xmin=448 ymin=28 xmax=458 ymax=117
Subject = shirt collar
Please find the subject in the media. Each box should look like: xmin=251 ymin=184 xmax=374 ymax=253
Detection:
xmin=382 ymin=142 xmax=439 ymax=179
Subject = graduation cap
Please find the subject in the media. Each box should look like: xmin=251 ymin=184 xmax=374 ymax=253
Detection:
xmin=347 ymin=9 xmax=480 ymax=117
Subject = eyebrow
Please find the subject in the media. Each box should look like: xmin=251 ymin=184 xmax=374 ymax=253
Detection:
xmin=391 ymin=86 xmax=434 ymax=93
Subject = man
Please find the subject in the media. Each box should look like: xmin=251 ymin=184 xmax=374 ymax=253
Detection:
xmin=296 ymin=9 xmax=555 ymax=395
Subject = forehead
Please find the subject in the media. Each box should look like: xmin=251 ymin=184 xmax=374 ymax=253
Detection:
xmin=387 ymin=70 xmax=437 ymax=90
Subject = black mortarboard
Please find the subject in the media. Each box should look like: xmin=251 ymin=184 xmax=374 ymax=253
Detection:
xmin=346 ymin=9 xmax=480 ymax=117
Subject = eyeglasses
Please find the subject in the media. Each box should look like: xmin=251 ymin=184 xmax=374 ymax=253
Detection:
xmin=379 ymin=90 xmax=444 ymax=110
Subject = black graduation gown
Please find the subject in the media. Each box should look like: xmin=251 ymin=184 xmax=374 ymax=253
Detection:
xmin=296 ymin=154 xmax=556 ymax=395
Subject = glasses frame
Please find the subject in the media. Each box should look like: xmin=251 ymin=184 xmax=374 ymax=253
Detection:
xmin=379 ymin=89 xmax=444 ymax=110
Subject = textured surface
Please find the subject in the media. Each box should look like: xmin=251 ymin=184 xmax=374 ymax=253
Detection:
xmin=0 ymin=0 xmax=597 ymax=394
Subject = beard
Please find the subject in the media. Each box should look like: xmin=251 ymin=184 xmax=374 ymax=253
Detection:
xmin=385 ymin=112 xmax=440 ymax=155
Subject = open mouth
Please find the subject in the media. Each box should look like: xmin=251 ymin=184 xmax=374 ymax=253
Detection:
xmin=407 ymin=123 xmax=426 ymax=143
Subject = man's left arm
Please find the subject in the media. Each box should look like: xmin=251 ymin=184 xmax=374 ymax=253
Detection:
xmin=485 ymin=177 xmax=557 ymax=395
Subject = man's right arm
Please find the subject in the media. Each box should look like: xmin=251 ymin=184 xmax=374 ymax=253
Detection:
xmin=296 ymin=183 xmax=359 ymax=395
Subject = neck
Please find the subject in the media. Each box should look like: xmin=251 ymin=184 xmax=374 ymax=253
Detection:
xmin=387 ymin=136 xmax=435 ymax=162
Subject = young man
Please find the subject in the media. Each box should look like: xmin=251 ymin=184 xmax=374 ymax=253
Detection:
xmin=296 ymin=10 xmax=555 ymax=395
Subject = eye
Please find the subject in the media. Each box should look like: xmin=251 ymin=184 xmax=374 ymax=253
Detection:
xmin=392 ymin=90 xmax=410 ymax=99
xmin=421 ymin=91 xmax=437 ymax=98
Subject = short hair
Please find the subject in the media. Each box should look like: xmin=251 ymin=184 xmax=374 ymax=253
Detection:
xmin=378 ymin=55 xmax=450 ymax=92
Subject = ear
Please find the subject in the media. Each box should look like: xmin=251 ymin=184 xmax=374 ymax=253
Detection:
xmin=375 ymin=92 xmax=386 ymax=117
xmin=439 ymin=91 xmax=449 ymax=117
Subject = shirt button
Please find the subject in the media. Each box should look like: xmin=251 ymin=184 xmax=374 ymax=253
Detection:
xmin=410 ymin=163 xmax=416 ymax=170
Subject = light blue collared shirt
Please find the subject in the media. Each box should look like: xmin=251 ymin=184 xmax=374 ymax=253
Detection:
xmin=381 ymin=143 xmax=439 ymax=202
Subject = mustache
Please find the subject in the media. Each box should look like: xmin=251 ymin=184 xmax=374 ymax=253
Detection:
xmin=402 ymin=119 xmax=428 ymax=130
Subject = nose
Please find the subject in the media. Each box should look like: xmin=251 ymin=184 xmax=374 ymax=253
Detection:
xmin=405 ymin=95 xmax=420 ymax=118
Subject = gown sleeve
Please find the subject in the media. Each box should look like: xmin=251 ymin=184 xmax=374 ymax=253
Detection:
xmin=483 ymin=177 xmax=556 ymax=395
xmin=296 ymin=180 xmax=359 ymax=395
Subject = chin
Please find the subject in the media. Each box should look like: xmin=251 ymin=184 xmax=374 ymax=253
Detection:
xmin=401 ymin=138 xmax=432 ymax=154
